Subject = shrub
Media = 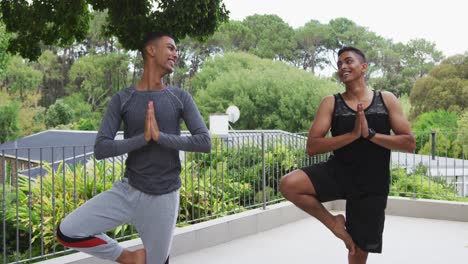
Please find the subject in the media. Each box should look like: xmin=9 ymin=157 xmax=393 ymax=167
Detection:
xmin=390 ymin=167 xmax=468 ymax=202
xmin=44 ymin=99 xmax=75 ymax=128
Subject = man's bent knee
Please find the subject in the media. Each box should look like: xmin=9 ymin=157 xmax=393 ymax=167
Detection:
xmin=279 ymin=176 xmax=288 ymax=195
xmin=279 ymin=174 xmax=297 ymax=199
xmin=56 ymin=220 xmax=107 ymax=249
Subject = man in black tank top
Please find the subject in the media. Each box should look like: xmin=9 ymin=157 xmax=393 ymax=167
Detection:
xmin=279 ymin=47 xmax=415 ymax=263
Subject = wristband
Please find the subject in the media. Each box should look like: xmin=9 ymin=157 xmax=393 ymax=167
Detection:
xmin=366 ymin=128 xmax=376 ymax=140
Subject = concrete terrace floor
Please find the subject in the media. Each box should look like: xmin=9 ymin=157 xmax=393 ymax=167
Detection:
xmin=172 ymin=211 xmax=468 ymax=264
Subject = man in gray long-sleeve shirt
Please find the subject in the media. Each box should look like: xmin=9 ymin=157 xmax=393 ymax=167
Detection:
xmin=57 ymin=32 xmax=211 ymax=264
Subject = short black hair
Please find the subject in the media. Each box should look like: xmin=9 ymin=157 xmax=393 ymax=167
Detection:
xmin=338 ymin=46 xmax=367 ymax=63
xmin=140 ymin=31 xmax=174 ymax=54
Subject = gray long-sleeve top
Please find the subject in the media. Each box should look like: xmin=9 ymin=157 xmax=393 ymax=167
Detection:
xmin=94 ymin=86 xmax=211 ymax=195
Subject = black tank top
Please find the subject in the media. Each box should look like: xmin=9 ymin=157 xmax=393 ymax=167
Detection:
xmin=331 ymin=90 xmax=391 ymax=195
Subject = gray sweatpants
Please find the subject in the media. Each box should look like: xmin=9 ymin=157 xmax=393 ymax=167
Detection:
xmin=58 ymin=178 xmax=179 ymax=263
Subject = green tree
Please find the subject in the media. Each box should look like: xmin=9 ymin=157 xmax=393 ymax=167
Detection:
xmin=327 ymin=18 xmax=367 ymax=49
xmin=2 ymin=56 xmax=42 ymax=101
xmin=210 ymin=20 xmax=255 ymax=53
xmin=61 ymin=93 xmax=93 ymax=121
xmin=410 ymin=54 xmax=468 ymax=118
xmin=37 ymin=50 xmax=67 ymax=107
xmin=411 ymin=110 xmax=459 ymax=152
xmin=243 ymin=15 xmax=296 ymax=60
xmin=68 ymin=53 xmax=131 ymax=111
xmin=401 ymin=39 xmax=444 ymax=79
xmin=419 ymin=132 xmax=455 ymax=157
xmin=0 ymin=19 xmax=10 ymax=80
xmin=172 ymin=36 xmax=220 ymax=91
xmin=44 ymin=99 xmax=75 ymax=128
xmin=0 ymin=101 xmax=19 ymax=143
xmin=1 ymin=0 xmax=90 ymax=61
xmin=455 ymin=110 xmax=468 ymax=158
xmin=61 ymin=93 xmax=102 ymax=130
xmin=192 ymin=52 xmax=341 ymax=132
xmin=367 ymin=42 xmax=413 ymax=96
xmin=326 ymin=18 xmax=390 ymax=80
xmin=383 ymin=38 xmax=443 ymax=97
xmin=293 ymin=20 xmax=331 ymax=73
xmin=1 ymin=0 xmax=229 ymax=61
xmin=84 ymin=10 xmax=115 ymax=55
xmin=391 ymin=167 xmax=466 ymax=201
xmin=18 ymin=106 xmax=46 ymax=137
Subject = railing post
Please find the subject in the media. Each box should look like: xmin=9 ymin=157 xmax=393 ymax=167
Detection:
xmin=2 ymin=150 xmax=6 ymax=264
xmin=262 ymin=132 xmax=266 ymax=210
xmin=463 ymin=134 xmax=466 ymax=197
xmin=431 ymin=131 xmax=436 ymax=160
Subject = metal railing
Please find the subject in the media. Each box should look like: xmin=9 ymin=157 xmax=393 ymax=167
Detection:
xmin=0 ymin=130 xmax=466 ymax=263
xmin=391 ymin=130 xmax=467 ymax=200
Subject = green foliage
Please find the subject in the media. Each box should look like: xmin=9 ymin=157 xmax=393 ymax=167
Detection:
xmin=193 ymin=52 xmax=341 ymax=132
xmin=401 ymin=39 xmax=444 ymax=79
xmin=44 ymin=99 xmax=75 ymax=128
xmin=1 ymin=0 xmax=229 ymax=60
xmin=180 ymin=137 xmax=308 ymax=221
xmin=0 ymin=138 xmax=307 ymax=260
xmin=327 ymin=18 xmax=368 ymax=49
xmin=368 ymin=42 xmax=413 ymax=96
xmin=455 ymin=111 xmax=468 ymax=157
xmin=61 ymin=93 xmax=93 ymax=120
xmin=371 ymin=39 xmax=443 ymax=96
xmin=2 ymin=136 xmax=467 ymax=262
xmin=19 ymin=105 xmax=47 ymax=137
xmin=85 ymin=10 xmax=112 ymax=54
xmin=61 ymin=93 xmax=102 ymax=130
xmin=419 ymin=132 xmax=457 ymax=157
xmin=37 ymin=50 xmax=67 ymax=107
xmin=410 ymin=54 xmax=467 ymax=118
xmin=179 ymin=160 xmax=249 ymax=222
xmin=326 ymin=17 xmax=389 ymax=79
xmin=2 ymin=159 xmax=124 ymax=259
xmin=412 ymin=110 xmax=458 ymax=133
xmin=210 ymin=20 xmax=255 ymax=52
xmin=1 ymin=0 xmax=90 ymax=60
xmin=293 ymin=20 xmax=331 ymax=73
xmin=0 ymin=19 xmax=10 ymax=79
xmin=74 ymin=118 xmax=99 ymax=131
xmin=0 ymin=90 xmax=10 ymax=105
xmin=0 ymin=101 xmax=20 ymax=143
xmin=37 ymin=51 xmax=64 ymax=81
xmin=172 ymin=16 xmax=443 ymax=98
xmin=411 ymin=110 xmax=459 ymax=153
xmin=3 ymin=56 xmax=42 ymax=101
xmin=398 ymin=94 xmax=411 ymax=118
xmin=390 ymin=167 xmax=468 ymax=202
xmin=242 ymin=14 xmax=296 ymax=60
xmin=0 ymin=88 xmax=44 ymax=138
xmin=67 ymin=53 xmax=131 ymax=111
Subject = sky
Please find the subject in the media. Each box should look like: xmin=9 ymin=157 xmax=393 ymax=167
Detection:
xmin=223 ymin=0 xmax=467 ymax=57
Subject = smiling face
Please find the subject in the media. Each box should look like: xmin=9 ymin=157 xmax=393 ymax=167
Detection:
xmin=154 ymin=36 xmax=178 ymax=74
xmin=145 ymin=35 xmax=179 ymax=75
xmin=337 ymin=51 xmax=367 ymax=84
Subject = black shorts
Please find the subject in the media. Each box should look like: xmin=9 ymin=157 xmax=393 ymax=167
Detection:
xmin=300 ymin=157 xmax=388 ymax=253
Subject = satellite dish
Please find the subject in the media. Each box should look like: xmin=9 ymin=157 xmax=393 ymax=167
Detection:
xmin=226 ymin=105 xmax=240 ymax=123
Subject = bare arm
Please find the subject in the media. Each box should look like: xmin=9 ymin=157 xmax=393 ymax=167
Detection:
xmin=365 ymin=92 xmax=416 ymax=152
xmin=306 ymin=96 xmax=361 ymax=155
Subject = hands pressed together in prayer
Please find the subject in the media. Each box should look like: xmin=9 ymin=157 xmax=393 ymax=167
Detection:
xmin=144 ymin=101 xmax=160 ymax=142
xmin=352 ymin=103 xmax=371 ymax=139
